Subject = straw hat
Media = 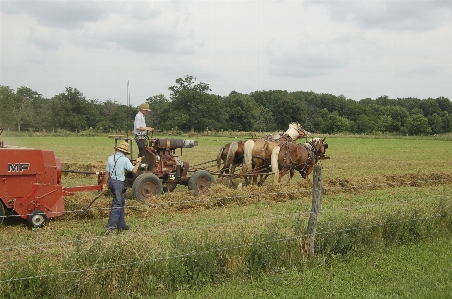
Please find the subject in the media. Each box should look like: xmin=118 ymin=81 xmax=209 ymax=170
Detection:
xmin=139 ymin=103 xmax=151 ymax=111
xmin=114 ymin=141 xmax=131 ymax=155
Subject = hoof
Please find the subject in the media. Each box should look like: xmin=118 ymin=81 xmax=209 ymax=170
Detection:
xmin=237 ymin=183 xmax=242 ymax=189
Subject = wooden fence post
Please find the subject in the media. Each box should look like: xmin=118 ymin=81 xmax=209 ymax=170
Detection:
xmin=305 ymin=164 xmax=322 ymax=258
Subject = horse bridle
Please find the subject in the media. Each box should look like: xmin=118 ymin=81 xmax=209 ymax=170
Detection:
xmin=280 ymin=140 xmax=327 ymax=176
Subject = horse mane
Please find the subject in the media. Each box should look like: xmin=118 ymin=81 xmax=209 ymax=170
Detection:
xmin=288 ymin=122 xmax=300 ymax=130
xmin=266 ymin=132 xmax=283 ymax=141
xmin=302 ymin=142 xmax=313 ymax=150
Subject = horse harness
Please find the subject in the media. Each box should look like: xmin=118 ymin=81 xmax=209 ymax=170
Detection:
xmin=254 ymin=133 xmax=293 ymax=164
xmin=279 ymin=140 xmax=322 ymax=177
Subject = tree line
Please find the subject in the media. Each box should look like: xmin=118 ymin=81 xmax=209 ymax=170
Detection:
xmin=1 ymin=75 xmax=452 ymax=135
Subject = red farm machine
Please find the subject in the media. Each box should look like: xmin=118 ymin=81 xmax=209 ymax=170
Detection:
xmin=0 ymin=127 xmax=105 ymax=228
xmin=114 ymin=136 xmax=216 ymax=201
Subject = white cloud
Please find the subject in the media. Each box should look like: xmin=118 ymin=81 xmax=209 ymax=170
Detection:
xmin=1 ymin=0 xmax=451 ymax=104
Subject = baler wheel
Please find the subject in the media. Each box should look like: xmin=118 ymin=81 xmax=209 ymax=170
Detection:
xmin=132 ymin=173 xmax=163 ymax=202
xmin=0 ymin=202 xmax=5 ymax=225
xmin=27 ymin=210 xmax=47 ymax=228
xmin=188 ymin=170 xmax=216 ymax=196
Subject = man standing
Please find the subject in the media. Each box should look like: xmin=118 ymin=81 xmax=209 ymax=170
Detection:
xmin=103 ymin=141 xmax=142 ymax=234
xmin=134 ymin=103 xmax=154 ymax=157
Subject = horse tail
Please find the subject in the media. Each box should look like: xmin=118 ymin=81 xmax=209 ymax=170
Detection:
xmin=216 ymin=145 xmax=226 ymax=172
xmin=271 ymin=146 xmax=281 ymax=184
xmin=242 ymin=140 xmax=255 ymax=173
xmin=225 ymin=142 xmax=238 ymax=169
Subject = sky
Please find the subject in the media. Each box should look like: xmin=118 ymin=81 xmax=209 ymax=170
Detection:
xmin=1 ymin=0 xmax=452 ymax=107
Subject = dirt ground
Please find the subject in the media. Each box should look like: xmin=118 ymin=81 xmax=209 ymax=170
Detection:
xmin=59 ymin=161 xmax=452 ymax=221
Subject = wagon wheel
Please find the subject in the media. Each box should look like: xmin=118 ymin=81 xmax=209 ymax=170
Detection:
xmin=27 ymin=210 xmax=47 ymax=229
xmin=162 ymin=182 xmax=177 ymax=193
xmin=132 ymin=173 xmax=163 ymax=202
xmin=188 ymin=170 xmax=216 ymax=196
xmin=0 ymin=202 xmax=5 ymax=225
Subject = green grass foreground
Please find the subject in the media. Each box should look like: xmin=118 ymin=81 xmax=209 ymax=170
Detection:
xmin=180 ymin=237 xmax=452 ymax=299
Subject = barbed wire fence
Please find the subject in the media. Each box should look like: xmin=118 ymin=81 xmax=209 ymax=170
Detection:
xmin=1 ymin=166 xmax=451 ymax=284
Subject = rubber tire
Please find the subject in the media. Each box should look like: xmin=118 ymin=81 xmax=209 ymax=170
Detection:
xmin=188 ymin=170 xmax=216 ymax=196
xmin=132 ymin=173 xmax=163 ymax=202
xmin=0 ymin=201 xmax=5 ymax=225
xmin=27 ymin=210 xmax=47 ymax=228
xmin=162 ymin=182 xmax=177 ymax=193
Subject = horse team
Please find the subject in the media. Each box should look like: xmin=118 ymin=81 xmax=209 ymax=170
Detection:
xmin=216 ymin=122 xmax=329 ymax=187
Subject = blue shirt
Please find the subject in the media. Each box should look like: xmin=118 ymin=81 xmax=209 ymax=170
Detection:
xmin=106 ymin=152 xmax=134 ymax=181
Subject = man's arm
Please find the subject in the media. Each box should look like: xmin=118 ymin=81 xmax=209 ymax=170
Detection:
xmin=131 ymin=157 xmax=143 ymax=174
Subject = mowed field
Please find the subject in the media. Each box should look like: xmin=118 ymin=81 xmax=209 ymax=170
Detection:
xmin=1 ymin=133 xmax=452 ymax=298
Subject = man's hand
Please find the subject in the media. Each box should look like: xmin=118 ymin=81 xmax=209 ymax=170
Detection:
xmin=136 ymin=156 xmax=143 ymax=164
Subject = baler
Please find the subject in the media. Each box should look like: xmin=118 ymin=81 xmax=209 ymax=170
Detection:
xmin=0 ymin=144 xmax=104 ymax=228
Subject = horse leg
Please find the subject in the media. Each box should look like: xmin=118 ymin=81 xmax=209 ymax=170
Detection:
xmin=239 ymin=140 xmax=254 ymax=188
xmin=258 ymin=174 xmax=267 ymax=186
xmin=216 ymin=146 xmax=227 ymax=177
xmin=278 ymin=169 xmax=289 ymax=184
xmin=271 ymin=146 xmax=281 ymax=185
xmin=287 ymin=169 xmax=295 ymax=185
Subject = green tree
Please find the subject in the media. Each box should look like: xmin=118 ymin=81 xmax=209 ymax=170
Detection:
xmin=15 ymin=86 xmax=44 ymax=131
xmin=439 ymin=111 xmax=452 ymax=133
xmin=435 ymin=97 xmax=452 ymax=114
xmin=49 ymin=87 xmax=97 ymax=132
xmin=419 ymin=98 xmax=441 ymax=117
xmin=403 ymin=113 xmax=432 ymax=135
xmin=325 ymin=111 xmax=353 ymax=133
xmin=0 ymin=85 xmax=16 ymax=129
xmin=168 ymin=75 xmax=222 ymax=132
xmin=98 ymin=100 xmax=131 ymax=133
xmin=354 ymin=114 xmax=375 ymax=133
xmin=250 ymin=90 xmax=305 ymax=130
xmin=428 ymin=113 xmax=443 ymax=134
xmin=387 ymin=106 xmax=409 ymax=131
xmin=223 ymin=91 xmax=263 ymax=131
xmin=375 ymin=115 xmax=393 ymax=133
xmin=146 ymin=94 xmax=170 ymax=130
xmin=273 ymin=95 xmax=306 ymax=130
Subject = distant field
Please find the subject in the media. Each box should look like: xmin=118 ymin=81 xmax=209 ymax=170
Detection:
xmin=1 ymin=134 xmax=452 ymax=298
xmin=4 ymin=133 xmax=452 ymax=180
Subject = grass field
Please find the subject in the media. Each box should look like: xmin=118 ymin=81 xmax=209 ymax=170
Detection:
xmin=1 ymin=133 xmax=452 ymax=298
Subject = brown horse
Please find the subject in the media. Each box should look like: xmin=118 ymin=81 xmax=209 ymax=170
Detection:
xmin=238 ymin=122 xmax=310 ymax=187
xmin=270 ymin=137 xmax=329 ymax=185
xmin=216 ymin=140 xmax=246 ymax=179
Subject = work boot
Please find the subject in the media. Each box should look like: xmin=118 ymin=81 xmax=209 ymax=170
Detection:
xmin=118 ymin=225 xmax=130 ymax=231
xmin=104 ymin=228 xmax=115 ymax=235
